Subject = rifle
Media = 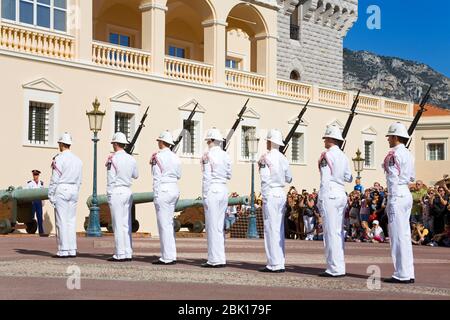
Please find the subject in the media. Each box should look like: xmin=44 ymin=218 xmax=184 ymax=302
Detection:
xmin=125 ymin=106 xmax=150 ymax=155
xmin=171 ymin=103 xmax=199 ymax=152
xmin=223 ymin=99 xmax=250 ymax=151
xmin=340 ymin=90 xmax=361 ymax=151
xmin=280 ymin=99 xmax=310 ymax=155
xmin=406 ymin=85 xmax=432 ymax=149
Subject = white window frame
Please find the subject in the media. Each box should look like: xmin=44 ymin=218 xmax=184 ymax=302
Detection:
xmin=288 ymin=125 xmax=308 ymax=166
xmin=23 ymin=88 xmax=59 ymax=149
xmin=240 ymin=124 xmax=257 ymax=161
xmin=111 ymin=102 xmax=139 ymax=154
xmin=226 ymin=51 xmax=247 ymax=71
xmin=290 ymin=126 xmax=307 ymax=165
xmin=179 ymin=110 xmax=203 ymax=159
xmin=363 ymin=140 xmax=375 ymax=169
xmin=1 ymin=0 xmax=69 ymax=34
xmin=106 ymin=24 xmax=140 ymax=48
xmin=424 ymin=138 xmax=448 ymax=161
xmin=362 ymin=131 xmax=377 ymax=170
xmin=166 ymin=37 xmax=195 ymax=60
xmin=238 ymin=117 xmax=259 ymax=162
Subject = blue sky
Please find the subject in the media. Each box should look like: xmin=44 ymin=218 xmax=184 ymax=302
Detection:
xmin=344 ymin=0 xmax=450 ymax=77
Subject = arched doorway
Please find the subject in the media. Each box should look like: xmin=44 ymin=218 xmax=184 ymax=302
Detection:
xmin=226 ymin=3 xmax=269 ymax=74
xmin=165 ymin=0 xmax=215 ymax=62
xmin=93 ymin=0 xmax=142 ymax=49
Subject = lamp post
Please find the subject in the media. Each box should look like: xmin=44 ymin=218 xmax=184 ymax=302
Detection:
xmin=352 ymin=149 xmax=365 ymax=180
xmin=86 ymin=98 xmax=106 ymax=237
xmin=246 ymin=130 xmax=260 ymax=239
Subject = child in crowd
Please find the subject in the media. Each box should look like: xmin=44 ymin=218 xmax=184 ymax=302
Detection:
xmin=411 ymin=222 xmax=430 ymax=245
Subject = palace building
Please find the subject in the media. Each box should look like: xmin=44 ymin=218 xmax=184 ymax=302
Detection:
xmin=0 ymin=0 xmax=416 ymax=235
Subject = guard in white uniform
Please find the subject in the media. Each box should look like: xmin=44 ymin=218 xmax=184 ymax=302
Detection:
xmin=48 ymin=133 xmax=83 ymax=258
xmin=317 ymin=125 xmax=353 ymax=277
xmin=383 ymin=122 xmax=415 ymax=284
xmin=151 ymin=131 xmax=181 ymax=265
xmin=258 ymin=129 xmax=293 ymax=273
xmin=201 ymin=128 xmax=232 ymax=268
xmin=106 ymin=132 xmax=139 ymax=262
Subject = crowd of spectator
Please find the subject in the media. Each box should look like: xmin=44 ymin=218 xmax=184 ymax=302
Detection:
xmin=283 ymin=179 xmax=450 ymax=247
xmin=224 ymin=178 xmax=450 ymax=248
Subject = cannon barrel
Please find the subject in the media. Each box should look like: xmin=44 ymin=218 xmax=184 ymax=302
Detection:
xmin=86 ymin=192 xmax=249 ymax=212
xmin=86 ymin=192 xmax=155 ymax=208
xmin=175 ymin=196 xmax=249 ymax=212
xmin=0 ymin=187 xmax=49 ymax=204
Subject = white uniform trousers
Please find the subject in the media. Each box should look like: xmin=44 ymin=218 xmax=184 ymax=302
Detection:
xmin=204 ymin=183 xmax=228 ymax=266
xmin=387 ymin=187 xmax=415 ymax=281
xmin=303 ymin=215 xmax=315 ymax=240
xmin=108 ymin=187 xmax=133 ymax=260
xmin=154 ymin=183 xmax=179 ymax=263
xmin=54 ymin=184 xmax=79 ymax=257
xmin=263 ymin=188 xmax=286 ymax=271
xmin=318 ymin=193 xmax=347 ymax=276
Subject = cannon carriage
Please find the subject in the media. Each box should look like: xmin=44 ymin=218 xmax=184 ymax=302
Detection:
xmin=0 ymin=186 xmax=48 ymax=234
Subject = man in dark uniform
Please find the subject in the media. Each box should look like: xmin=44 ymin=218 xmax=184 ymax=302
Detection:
xmin=26 ymin=170 xmax=47 ymax=236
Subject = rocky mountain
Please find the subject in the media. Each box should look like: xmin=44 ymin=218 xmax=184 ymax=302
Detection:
xmin=343 ymin=48 xmax=450 ymax=109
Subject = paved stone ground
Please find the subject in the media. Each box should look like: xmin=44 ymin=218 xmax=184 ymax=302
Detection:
xmin=0 ymin=235 xmax=449 ymax=300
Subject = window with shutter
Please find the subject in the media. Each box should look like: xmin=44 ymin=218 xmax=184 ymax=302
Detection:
xmin=364 ymin=141 xmax=375 ymax=168
xmin=115 ymin=112 xmax=133 ymax=140
xmin=427 ymin=143 xmax=445 ymax=161
xmin=241 ymin=126 xmax=256 ymax=159
xmin=182 ymin=120 xmax=197 ymax=155
xmin=292 ymin=132 xmax=304 ymax=163
xmin=28 ymin=101 xmax=51 ymax=145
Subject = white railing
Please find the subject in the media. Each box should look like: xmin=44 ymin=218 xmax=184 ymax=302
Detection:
xmin=225 ymin=68 xmax=266 ymax=93
xmin=277 ymin=79 xmax=312 ymax=100
xmin=384 ymin=100 xmax=410 ymax=116
xmin=92 ymin=41 xmax=151 ymax=73
xmin=358 ymin=95 xmax=381 ymax=112
xmin=277 ymin=78 xmax=413 ymax=117
xmin=0 ymin=22 xmax=74 ymax=59
xmin=318 ymin=87 xmax=348 ymax=107
xmin=164 ymin=56 xmax=213 ymax=85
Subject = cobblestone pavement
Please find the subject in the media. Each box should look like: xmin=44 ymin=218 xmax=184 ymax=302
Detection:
xmin=0 ymin=235 xmax=449 ymax=300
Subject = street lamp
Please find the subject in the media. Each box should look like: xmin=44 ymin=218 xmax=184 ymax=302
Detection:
xmin=246 ymin=129 xmax=260 ymax=239
xmin=86 ymin=98 xmax=106 ymax=237
xmin=352 ymin=149 xmax=365 ymax=180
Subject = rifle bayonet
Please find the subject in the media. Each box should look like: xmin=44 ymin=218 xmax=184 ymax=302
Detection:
xmin=280 ymin=99 xmax=310 ymax=155
xmin=223 ymin=99 xmax=250 ymax=151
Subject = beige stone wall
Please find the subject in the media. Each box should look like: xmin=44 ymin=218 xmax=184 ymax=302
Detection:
xmin=0 ymin=53 xmax=413 ymax=236
xmin=415 ymin=117 xmax=450 ymax=186
xmin=226 ymin=28 xmax=252 ymax=71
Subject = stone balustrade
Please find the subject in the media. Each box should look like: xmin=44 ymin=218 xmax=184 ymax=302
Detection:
xmin=225 ymin=68 xmax=266 ymax=93
xmin=0 ymin=22 xmax=74 ymax=60
xmin=92 ymin=41 xmax=151 ymax=73
xmin=165 ymin=56 xmax=213 ymax=85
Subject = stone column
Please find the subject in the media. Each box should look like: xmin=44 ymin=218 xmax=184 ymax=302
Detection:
xmin=140 ymin=0 xmax=167 ymax=75
xmin=203 ymin=20 xmax=227 ymax=86
xmin=74 ymin=0 xmax=93 ymax=62
xmin=255 ymin=35 xmax=278 ymax=94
